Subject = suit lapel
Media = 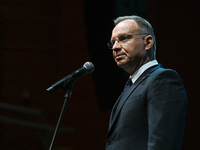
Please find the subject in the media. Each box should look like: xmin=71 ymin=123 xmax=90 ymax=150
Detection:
xmin=108 ymin=65 xmax=160 ymax=134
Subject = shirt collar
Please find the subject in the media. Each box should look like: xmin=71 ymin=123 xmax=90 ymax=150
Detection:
xmin=130 ymin=60 xmax=158 ymax=84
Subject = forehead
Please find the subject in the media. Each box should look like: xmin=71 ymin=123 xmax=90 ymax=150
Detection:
xmin=112 ymin=19 xmax=139 ymax=38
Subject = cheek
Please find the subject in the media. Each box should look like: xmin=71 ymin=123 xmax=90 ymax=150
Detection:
xmin=127 ymin=43 xmax=145 ymax=56
xmin=125 ymin=45 xmax=137 ymax=57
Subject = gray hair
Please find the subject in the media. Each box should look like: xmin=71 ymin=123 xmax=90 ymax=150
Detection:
xmin=114 ymin=15 xmax=156 ymax=57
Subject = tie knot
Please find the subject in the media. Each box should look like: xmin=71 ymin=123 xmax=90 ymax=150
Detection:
xmin=124 ymin=78 xmax=132 ymax=90
xmin=127 ymin=78 xmax=132 ymax=86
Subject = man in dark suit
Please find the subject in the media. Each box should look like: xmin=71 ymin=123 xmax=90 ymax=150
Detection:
xmin=106 ymin=15 xmax=187 ymax=150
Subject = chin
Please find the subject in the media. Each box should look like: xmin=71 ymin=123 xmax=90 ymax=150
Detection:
xmin=116 ymin=58 xmax=125 ymax=64
xmin=116 ymin=61 xmax=126 ymax=68
xmin=116 ymin=60 xmax=130 ymax=72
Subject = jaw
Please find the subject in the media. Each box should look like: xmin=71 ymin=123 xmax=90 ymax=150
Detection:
xmin=115 ymin=59 xmax=134 ymax=75
xmin=115 ymin=56 xmax=149 ymax=75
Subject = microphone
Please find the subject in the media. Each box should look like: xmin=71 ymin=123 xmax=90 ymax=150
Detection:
xmin=46 ymin=62 xmax=95 ymax=93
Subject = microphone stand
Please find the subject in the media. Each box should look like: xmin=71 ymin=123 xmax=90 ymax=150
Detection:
xmin=49 ymin=81 xmax=74 ymax=150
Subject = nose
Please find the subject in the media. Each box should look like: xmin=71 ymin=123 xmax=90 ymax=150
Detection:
xmin=112 ymin=40 xmax=122 ymax=51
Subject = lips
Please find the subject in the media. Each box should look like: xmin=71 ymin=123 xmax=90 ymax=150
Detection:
xmin=115 ymin=53 xmax=125 ymax=60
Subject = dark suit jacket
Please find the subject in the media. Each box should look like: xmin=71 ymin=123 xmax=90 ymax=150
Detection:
xmin=106 ymin=65 xmax=187 ymax=150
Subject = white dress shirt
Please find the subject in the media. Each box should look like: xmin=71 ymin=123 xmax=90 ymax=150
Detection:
xmin=130 ymin=60 xmax=158 ymax=84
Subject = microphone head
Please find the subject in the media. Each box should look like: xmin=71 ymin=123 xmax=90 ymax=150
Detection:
xmin=83 ymin=62 xmax=95 ymax=73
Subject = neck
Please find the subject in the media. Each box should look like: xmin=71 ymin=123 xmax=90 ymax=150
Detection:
xmin=127 ymin=57 xmax=150 ymax=75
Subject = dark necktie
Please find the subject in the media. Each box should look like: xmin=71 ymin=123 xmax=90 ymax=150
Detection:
xmin=121 ymin=78 xmax=133 ymax=97
xmin=111 ymin=78 xmax=133 ymax=121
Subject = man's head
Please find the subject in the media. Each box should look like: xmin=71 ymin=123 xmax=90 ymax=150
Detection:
xmin=108 ymin=15 xmax=156 ymax=75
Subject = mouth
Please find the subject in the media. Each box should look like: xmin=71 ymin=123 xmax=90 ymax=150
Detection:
xmin=115 ymin=54 xmax=125 ymax=60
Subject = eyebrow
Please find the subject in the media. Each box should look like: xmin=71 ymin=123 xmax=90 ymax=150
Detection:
xmin=110 ymin=33 xmax=127 ymax=41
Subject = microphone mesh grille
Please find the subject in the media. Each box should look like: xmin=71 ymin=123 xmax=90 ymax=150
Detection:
xmin=83 ymin=62 xmax=95 ymax=73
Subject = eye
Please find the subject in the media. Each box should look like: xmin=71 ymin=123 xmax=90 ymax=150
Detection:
xmin=111 ymin=39 xmax=116 ymax=45
xmin=118 ymin=34 xmax=132 ymax=42
xmin=118 ymin=35 xmax=128 ymax=42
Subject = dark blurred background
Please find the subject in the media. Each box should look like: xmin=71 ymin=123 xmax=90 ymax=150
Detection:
xmin=0 ymin=0 xmax=199 ymax=150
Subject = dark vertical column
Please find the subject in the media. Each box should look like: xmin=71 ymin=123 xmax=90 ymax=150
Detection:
xmin=115 ymin=0 xmax=146 ymax=18
xmin=84 ymin=0 xmax=146 ymax=110
xmin=84 ymin=0 xmax=127 ymax=110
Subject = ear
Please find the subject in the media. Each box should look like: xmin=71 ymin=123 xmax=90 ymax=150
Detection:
xmin=144 ymin=35 xmax=154 ymax=51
